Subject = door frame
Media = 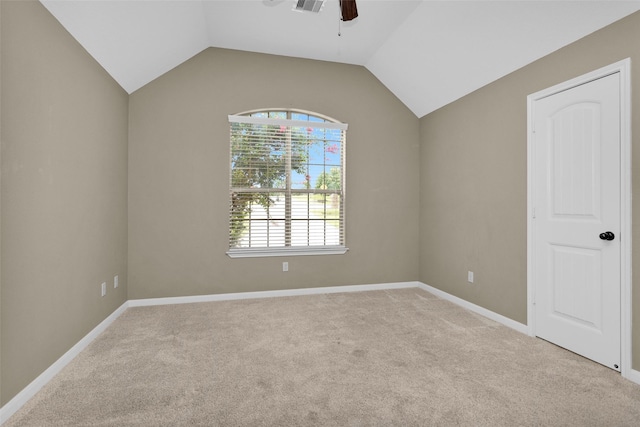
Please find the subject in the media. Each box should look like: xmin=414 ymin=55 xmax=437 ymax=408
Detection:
xmin=527 ymin=58 xmax=631 ymax=377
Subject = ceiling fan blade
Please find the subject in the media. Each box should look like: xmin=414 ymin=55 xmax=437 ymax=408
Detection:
xmin=340 ymin=0 xmax=358 ymax=22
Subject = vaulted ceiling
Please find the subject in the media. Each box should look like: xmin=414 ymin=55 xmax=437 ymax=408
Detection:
xmin=41 ymin=0 xmax=640 ymax=118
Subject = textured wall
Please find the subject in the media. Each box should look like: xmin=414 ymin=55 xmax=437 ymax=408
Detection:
xmin=1 ymin=1 xmax=129 ymax=404
xmin=128 ymin=48 xmax=420 ymax=299
xmin=419 ymin=11 xmax=640 ymax=369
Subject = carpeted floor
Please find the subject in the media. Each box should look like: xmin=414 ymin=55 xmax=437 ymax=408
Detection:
xmin=5 ymin=288 xmax=640 ymax=426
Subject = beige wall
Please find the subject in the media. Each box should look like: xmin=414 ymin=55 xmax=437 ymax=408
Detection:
xmin=0 ymin=1 xmax=129 ymax=405
xmin=128 ymin=48 xmax=420 ymax=299
xmin=419 ymin=11 xmax=640 ymax=369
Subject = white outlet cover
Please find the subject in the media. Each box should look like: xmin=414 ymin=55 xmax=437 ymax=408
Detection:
xmin=468 ymin=271 xmax=474 ymax=283
xmin=101 ymin=282 xmax=107 ymax=297
xmin=114 ymin=275 xmax=119 ymax=288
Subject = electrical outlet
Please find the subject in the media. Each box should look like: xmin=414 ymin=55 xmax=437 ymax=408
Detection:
xmin=114 ymin=275 xmax=119 ymax=289
xmin=283 ymin=262 xmax=289 ymax=272
xmin=101 ymin=282 xmax=107 ymax=297
xmin=468 ymin=271 xmax=474 ymax=283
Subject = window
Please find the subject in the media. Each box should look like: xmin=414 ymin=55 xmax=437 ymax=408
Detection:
xmin=227 ymin=109 xmax=348 ymax=258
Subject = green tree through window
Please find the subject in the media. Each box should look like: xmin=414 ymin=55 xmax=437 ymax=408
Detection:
xmin=229 ymin=121 xmax=310 ymax=246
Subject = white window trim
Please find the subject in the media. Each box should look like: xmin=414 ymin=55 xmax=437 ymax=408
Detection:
xmin=227 ymin=246 xmax=348 ymax=258
xmin=227 ymin=110 xmax=348 ymax=258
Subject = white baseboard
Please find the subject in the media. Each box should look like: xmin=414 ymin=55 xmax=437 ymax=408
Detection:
xmin=624 ymin=368 xmax=640 ymax=386
xmin=0 ymin=302 xmax=129 ymax=425
xmin=417 ymin=282 xmax=529 ymax=335
xmin=128 ymin=281 xmax=423 ymax=307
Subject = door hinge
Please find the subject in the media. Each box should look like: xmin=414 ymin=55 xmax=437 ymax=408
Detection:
xmin=532 ymin=207 xmax=536 ymax=219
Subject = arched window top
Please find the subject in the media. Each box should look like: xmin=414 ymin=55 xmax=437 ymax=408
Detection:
xmin=234 ymin=108 xmax=344 ymax=127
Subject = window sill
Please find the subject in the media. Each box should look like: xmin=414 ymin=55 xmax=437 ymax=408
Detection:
xmin=227 ymin=246 xmax=348 ymax=258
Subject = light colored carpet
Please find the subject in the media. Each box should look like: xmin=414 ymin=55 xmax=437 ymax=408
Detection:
xmin=5 ymin=288 xmax=640 ymax=426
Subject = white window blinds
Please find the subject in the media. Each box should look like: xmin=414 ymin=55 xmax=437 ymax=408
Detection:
xmin=227 ymin=111 xmax=348 ymax=258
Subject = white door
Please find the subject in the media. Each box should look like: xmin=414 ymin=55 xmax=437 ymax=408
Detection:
xmin=533 ymin=73 xmax=620 ymax=370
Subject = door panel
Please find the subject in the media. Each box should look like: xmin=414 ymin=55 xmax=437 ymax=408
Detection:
xmin=550 ymin=103 xmax=601 ymax=219
xmin=534 ymin=73 xmax=620 ymax=370
xmin=550 ymin=244 xmax=601 ymax=330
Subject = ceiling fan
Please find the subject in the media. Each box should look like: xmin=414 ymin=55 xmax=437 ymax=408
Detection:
xmin=340 ymin=0 xmax=358 ymax=21
xmin=293 ymin=0 xmax=358 ymax=21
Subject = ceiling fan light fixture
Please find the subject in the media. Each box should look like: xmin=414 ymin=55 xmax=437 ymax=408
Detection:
xmin=294 ymin=0 xmax=325 ymax=14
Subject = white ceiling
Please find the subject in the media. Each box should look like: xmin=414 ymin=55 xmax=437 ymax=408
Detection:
xmin=40 ymin=0 xmax=640 ymax=118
